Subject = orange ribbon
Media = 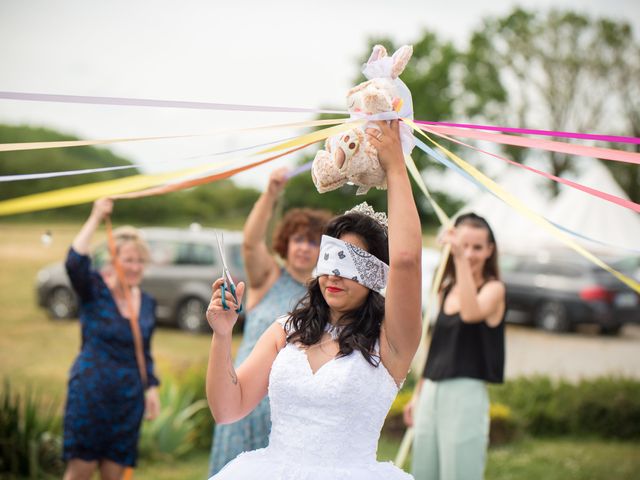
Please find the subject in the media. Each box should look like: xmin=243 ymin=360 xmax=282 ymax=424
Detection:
xmin=105 ymin=218 xmax=148 ymax=388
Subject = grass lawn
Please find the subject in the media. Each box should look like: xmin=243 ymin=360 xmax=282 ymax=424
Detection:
xmin=2 ymin=222 xmax=640 ymax=479
xmin=0 ymin=222 xmax=219 ymax=403
xmin=133 ymin=437 xmax=640 ymax=480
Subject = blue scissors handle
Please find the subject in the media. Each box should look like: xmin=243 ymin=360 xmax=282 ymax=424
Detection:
xmin=221 ymin=282 xmax=243 ymax=314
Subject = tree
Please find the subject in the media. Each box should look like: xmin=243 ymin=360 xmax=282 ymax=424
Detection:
xmin=466 ymin=9 xmax=639 ymax=198
xmin=0 ymin=124 xmax=260 ymax=224
xmin=609 ymin=40 xmax=640 ymax=202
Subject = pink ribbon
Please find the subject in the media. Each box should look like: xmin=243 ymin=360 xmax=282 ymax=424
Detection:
xmin=415 ymin=120 xmax=640 ymax=145
xmin=423 ymin=125 xmax=640 ymax=166
xmin=422 ymin=125 xmax=640 ymax=214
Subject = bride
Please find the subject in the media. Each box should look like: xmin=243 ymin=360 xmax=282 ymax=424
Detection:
xmin=205 ymin=119 xmax=422 ymax=479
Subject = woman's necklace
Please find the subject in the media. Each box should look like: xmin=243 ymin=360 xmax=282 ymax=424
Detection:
xmin=302 ymin=323 xmax=345 ymax=352
xmin=324 ymin=322 xmax=343 ymax=340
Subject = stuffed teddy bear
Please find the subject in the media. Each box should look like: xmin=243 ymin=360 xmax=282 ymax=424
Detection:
xmin=312 ymin=44 xmax=415 ymax=195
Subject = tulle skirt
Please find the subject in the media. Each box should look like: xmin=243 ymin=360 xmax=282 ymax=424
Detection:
xmin=209 ymin=447 xmax=414 ymax=480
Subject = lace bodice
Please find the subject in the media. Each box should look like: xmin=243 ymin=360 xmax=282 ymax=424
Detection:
xmin=267 ymin=317 xmax=399 ymax=466
xmin=210 ymin=318 xmax=413 ymax=478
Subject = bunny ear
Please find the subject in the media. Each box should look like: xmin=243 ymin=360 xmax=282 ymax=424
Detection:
xmin=367 ymin=44 xmax=388 ymax=64
xmin=391 ymin=45 xmax=413 ymax=78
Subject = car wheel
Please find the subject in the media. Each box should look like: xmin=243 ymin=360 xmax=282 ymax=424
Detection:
xmin=176 ymin=298 xmax=209 ymax=333
xmin=534 ymin=301 xmax=570 ymax=333
xmin=46 ymin=287 xmax=77 ymax=319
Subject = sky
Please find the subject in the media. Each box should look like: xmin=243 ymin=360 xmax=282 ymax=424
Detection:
xmin=1 ymin=0 xmax=639 ymax=191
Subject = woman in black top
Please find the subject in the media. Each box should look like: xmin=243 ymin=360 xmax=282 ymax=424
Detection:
xmin=404 ymin=213 xmax=505 ymax=480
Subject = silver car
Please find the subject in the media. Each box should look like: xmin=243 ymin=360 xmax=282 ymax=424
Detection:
xmin=35 ymin=227 xmax=245 ymax=333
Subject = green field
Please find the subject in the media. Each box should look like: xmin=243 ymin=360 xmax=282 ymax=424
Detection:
xmin=1 ymin=222 xmax=639 ymax=480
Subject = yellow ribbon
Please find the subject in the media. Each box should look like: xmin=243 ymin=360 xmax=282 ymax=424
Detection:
xmin=0 ymin=121 xmax=358 ymax=216
xmin=403 ymin=118 xmax=640 ymax=294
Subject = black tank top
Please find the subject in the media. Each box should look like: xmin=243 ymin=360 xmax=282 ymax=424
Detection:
xmin=423 ymin=283 xmax=505 ymax=383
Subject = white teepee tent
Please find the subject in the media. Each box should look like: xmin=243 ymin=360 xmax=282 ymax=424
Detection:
xmin=457 ymin=166 xmax=551 ymax=253
xmin=526 ymin=159 xmax=640 ymax=256
xmin=457 ymin=159 xmax=639 ymax=258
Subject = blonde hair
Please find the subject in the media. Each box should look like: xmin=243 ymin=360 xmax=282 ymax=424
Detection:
xmin=112 ymin=226 xmax=150 ymax=263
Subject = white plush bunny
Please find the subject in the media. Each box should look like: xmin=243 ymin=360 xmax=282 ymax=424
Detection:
xmin=312 ymin=44 xmax=414 ymax=195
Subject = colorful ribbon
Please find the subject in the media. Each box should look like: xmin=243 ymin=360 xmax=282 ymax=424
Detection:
xmin=421 ymin=124 xmax=640 ymax=165
xmin=0 ymin=91 xmax=348 ymax=115
xmin=423 ymin=126 xmax=640 ymax=213
xmin=415 ymin=119 xmax=640 ymax=145
xmin=403 ymin=118 xmax=640 ymax=294
xmin=0 ymin=118 xmax=349 ymax=153
xmin=413 ymin=137 xmax=640 ymax=255
xmin=0 ymin=134 xmax=303 ymax=183
xmin=0 ymin=122 xmax=357 ymax=216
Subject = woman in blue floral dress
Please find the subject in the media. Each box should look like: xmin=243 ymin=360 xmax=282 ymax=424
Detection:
xmin=63 ymin=198 xmax=160 ymax=480
xmin=209 ymin=168 xmax=331 ymax=475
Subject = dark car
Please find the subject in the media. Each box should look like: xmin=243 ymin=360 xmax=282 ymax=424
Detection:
xmin=500 ymin=251 xmax=640 ymax=334
xmin=35 ymin=227 xmax=245 ymax=333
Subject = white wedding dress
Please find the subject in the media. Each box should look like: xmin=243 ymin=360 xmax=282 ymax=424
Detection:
xmin=210 ymin=318 xmax=413 ymax=479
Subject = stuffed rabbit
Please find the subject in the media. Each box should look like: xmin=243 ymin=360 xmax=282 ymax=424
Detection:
xmin=312 ymin=44 xmax=414 ymax=195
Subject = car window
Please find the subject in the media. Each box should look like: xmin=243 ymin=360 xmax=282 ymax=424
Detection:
xmin=176 ymin=242 xmax=215 ymax=265
xmin=227 ymin=243 xmax=243 ymax=271
xmin=499 ymin=255 xmax=521 ymax=273
xmin=147 ymin=240 xmax=216 ymax=266
xmin=518 ymin=260 xmax=583 ymax=277
xmin=612 ymin=256 xmax=640 ymax=274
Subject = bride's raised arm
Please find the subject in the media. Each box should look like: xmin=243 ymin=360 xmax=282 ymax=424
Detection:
xmin=368 ymin=119 xmax=422 ymax=378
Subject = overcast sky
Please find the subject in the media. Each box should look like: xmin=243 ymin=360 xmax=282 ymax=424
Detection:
xmin=1 ymin=0 xmax=638 ymax=190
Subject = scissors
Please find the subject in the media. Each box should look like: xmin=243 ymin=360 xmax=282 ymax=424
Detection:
xmin=215 ymin=231 xmax=243 ymax=314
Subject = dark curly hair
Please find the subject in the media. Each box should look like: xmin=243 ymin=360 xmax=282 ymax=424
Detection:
xmin=286 ymin=212 xmax=389 ymax=367
xmin=272 ymin=208 xmax=332 ymax=260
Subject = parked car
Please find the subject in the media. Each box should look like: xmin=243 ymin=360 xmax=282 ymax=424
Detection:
xmin=35 ymin=227 xmax=245 ymax=333
xmin=500 ymin=251 xmax=640 ymax=334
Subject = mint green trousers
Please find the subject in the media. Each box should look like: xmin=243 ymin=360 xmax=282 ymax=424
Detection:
xmin=411 ymin=378 xmax=489 ymax=480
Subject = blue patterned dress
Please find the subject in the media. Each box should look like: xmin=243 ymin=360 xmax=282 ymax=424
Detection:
xmin=209 ymin=269 xmax=307 ymax=475
xmin=63 ymin=247 xmax=159 ymax=467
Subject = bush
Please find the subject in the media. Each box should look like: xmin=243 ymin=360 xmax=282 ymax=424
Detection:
xmin=383 ymin=388 xmax=521 ymax=446
xmin=489 ymin=376 xmax=640 ymax=439
xmin=383 ymin=390 xmax=413 ymax=437
xmin=0 ymin=379 xmax=64 ymax=478
xmin=138 ymin=375 xmax=210 ymax=461
xmin=171 ymin=365 xmax=214 ymax=451
xmin=489 ymin=377 xmax=570 ymax=436
xmin=571 ymin=378 xmax=640 ymax=439
xmin=489 ymin=403 xmax=520 ymax=445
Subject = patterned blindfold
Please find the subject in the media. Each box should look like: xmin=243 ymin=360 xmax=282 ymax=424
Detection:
xmin=315 ymin=235 xmax=389 ymax=295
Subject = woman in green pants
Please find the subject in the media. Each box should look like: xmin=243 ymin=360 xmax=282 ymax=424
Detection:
xmin=404 ymin=213 xmax=506 ymax=480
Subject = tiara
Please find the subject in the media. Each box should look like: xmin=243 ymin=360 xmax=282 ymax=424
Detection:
xmin=344 ymin=202 xmax=389 ymax=230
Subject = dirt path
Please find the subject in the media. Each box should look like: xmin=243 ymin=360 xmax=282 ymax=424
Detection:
xmin=505 ymin=324 xmax=640 ymax=381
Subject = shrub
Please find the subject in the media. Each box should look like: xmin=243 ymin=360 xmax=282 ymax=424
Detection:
xmin=489 ymin=403 xmax=520 ymax=445
xmin=173 ymin=365 xmax=214 ymax=451
xmin=0 ymin=379 xmax=64 ymax=478
xmin=489 ymin=376 xmax=640 ymax=439
xmin=571 ymin=378 xmax=640 ymax=440
xmin=138 ymin=376 xmax=209 ymax=460
xmin=383 ymin=388 xmax=522 ymax=445
xmin=383 ymin=390 xmax=413 ymax=438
